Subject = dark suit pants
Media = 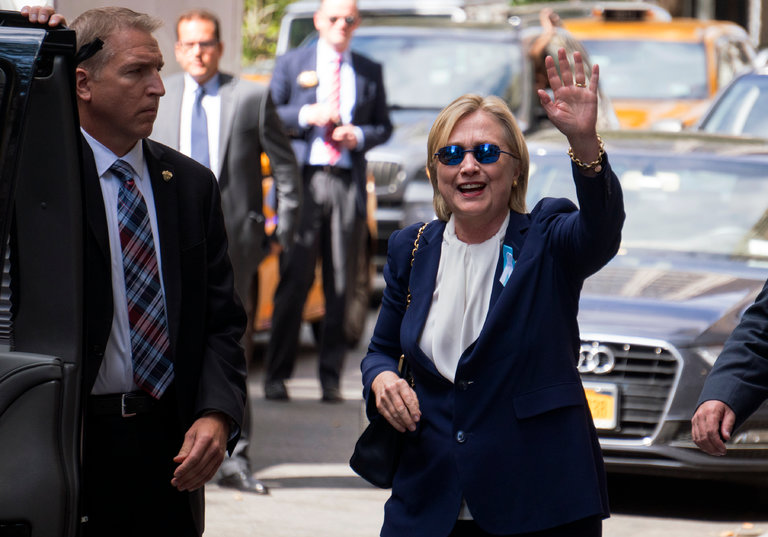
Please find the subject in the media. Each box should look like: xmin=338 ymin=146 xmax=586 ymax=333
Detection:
xmin=266 ymin=166 xmax=361 ymax=390
xmin=82 ymin=387 xmax=199 ymax=537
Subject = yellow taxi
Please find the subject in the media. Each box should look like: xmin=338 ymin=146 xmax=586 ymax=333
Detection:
xmin=563 ymin=6 xmax=755 ymax=130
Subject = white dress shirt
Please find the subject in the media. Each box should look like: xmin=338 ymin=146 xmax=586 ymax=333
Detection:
xmin=82 ymin=129 xmax=167 ymax=395
xmin=420 ymin=213 xmax=509 ymax=382
xmin=179 ymin=73 xmax=222 ymax=177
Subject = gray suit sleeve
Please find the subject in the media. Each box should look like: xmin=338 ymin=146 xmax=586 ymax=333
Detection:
xmin=259 ymin=90 xmax=302 ymax=250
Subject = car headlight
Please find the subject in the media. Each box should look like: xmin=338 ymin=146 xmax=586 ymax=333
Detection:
xmin=693 ymin=346 xmax=724 ymax=368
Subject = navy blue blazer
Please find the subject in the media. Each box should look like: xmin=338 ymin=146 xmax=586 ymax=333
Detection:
xmin=362 ymin=160 xmax=624 ymax=536
xmin=269 ymin=44 xmax=392 ymax=217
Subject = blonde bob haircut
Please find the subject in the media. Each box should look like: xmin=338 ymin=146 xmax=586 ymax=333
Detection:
xmin=426 ymin=94 xmax=529 ymax=222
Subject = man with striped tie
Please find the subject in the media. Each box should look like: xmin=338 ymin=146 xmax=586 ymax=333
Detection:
xmin=266 ymin=0 xmax=391 ymax=402
xmin=66 ymin=6 xmax=247 ymax=537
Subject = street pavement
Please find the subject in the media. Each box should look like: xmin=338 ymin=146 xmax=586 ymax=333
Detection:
xmin=204 ymin=323 xmax=388 ymax=536
xmin=202 ymin=320 xmax=768 ymax=537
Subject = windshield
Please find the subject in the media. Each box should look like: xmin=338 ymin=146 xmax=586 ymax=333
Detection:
xmin=350 ymin=32 xmax=525 ymax=110
xmin=582 ymin=40 xmax=708 ymax=99
xmin=700 ymin=74 xmax=768 ymax=137
xmin=527 ymin=151 xmax=768 ymax=259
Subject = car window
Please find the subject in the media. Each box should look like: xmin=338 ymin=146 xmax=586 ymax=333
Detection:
xmin=582 ymin=39 xmax=708 ymax=99
xmin=350 ymin=33 xmax=525 ymax=111
xmin=701 ymin=74 xmax=768 ymax=137
xmin=528 ymin=152 xmax=768 ymax=258
xmin=716 ymin=38 xmax=754 ymax=90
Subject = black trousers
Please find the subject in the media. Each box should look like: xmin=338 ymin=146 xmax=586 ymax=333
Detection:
xmin=82 ymin=388 xmax=199 ymax=537
xmin=265 ymin=166 xmax=362 ymax=390
xmin=449 ymin=516 xmax=602 ymax=537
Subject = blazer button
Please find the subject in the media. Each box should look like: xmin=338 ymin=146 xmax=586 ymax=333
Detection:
xmin=457 ymin=380 xmax=469 ymax=391
xmin=456 ymin=430 xmax=466 ymax=443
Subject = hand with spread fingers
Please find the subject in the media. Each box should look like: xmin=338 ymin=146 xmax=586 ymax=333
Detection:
xmin=538 ymin=48 xmax=602 ymax=173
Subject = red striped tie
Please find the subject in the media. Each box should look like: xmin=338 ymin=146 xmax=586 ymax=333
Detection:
xmin=325 ymin=54 xmax=342 ymax=165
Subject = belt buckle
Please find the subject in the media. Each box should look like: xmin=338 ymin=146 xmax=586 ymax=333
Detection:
xmin=121 ymin=393 xmax=136 ymax=418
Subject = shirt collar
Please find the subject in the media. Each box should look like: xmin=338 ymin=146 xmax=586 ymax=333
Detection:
xmin=317 ymin=38 xmax=351 ymax=66
xmin=183 ymin=72 xmax=220 ymax=96
xmin=445 ymin=212 xmax=510 ymax=246
xmin=81 ymin=127 xmax=144 ymax=180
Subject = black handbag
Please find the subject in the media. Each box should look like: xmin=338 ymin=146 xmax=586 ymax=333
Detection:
xmin=349 ymin=223 xmax=426 ymax=488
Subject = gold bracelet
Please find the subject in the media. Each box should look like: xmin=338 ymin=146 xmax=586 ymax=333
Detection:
xmin=568 ymin=134 xmax=605 ymax=173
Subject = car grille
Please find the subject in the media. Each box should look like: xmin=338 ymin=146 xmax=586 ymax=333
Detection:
xmin=368 ymin=160 xmax=404 ymax=192
xmin=580 ymin=339 xmax=679 ymax=440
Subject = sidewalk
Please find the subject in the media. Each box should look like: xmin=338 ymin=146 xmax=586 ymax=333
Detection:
xmin=204 ymin=324 xmax=387 ymax=536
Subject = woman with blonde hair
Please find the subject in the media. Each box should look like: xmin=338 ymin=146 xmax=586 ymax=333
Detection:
xmin=360 ymin=49 xmax=624 ymax=536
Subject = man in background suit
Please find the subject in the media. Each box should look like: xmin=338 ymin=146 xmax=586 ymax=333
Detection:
xmin=153 ymin=9 xmax=301 ymax=493
xmin=64 ymin=6 xmax=246 ymax=536
xmin=266 ymin=0 xmax=392 ymax=402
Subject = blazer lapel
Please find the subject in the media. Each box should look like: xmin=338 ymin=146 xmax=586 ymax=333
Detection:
xmin=489 ymin=211 xmax=530 ymax=308
xmin=143 ymin=140 xmax=181 ymax=351
xmin=403 ymin=221 xmax=443 ymax=371
xmin=217 ymin=73 xmax=236 ymax=180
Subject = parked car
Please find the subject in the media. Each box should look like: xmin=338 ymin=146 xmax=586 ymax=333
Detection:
xmin=404 ymin=129 xmax=768 ymax=481
xmin=562 ymin=5 xmax=756 ymax=130
xmin=275 ymin=0 xmax=501 ymax=55
xmin=696 ymin=67 xmax=768 ymax=138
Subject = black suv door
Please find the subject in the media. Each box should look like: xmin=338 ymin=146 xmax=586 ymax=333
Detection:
xmin=0 ymin=11 xmax=83 ymax=537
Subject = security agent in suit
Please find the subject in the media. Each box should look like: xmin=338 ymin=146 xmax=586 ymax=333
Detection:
xmin=692 ymin=283 xmax=768 ymax=455
xmin=69 ymin=7 xmax=246 ymax=536
xmin=362 ymin=51 xmax=622 ymax=536
xmin=266 ymin=0 xmax=392 ymax=402
xmin=153 ymin=9 xmax=301 ymax=493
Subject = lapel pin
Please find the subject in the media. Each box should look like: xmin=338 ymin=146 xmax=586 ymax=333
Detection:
xmin=297 ymin=70 xmax=319 ymax=88
xmin=162 ymin=170 xmax=173 ymax=182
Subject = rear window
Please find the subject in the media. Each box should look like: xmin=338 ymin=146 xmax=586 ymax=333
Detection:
xmin=582 ymin=39 xmax=708 ymax=99
xmin=351 ymin=32 xmax=525 ymax=110
xmin=700 ymin=74 xmax=768 ymax=137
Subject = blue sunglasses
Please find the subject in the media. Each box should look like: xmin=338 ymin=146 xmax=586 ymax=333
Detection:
xmin=434 ymin=143 xmax=516 ymax=166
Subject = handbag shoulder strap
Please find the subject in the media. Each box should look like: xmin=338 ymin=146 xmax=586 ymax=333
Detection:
xmin=399 ymin=222 xmax=427 ymax=384
xmin=405 ymin=222 xmax=428 ymax=309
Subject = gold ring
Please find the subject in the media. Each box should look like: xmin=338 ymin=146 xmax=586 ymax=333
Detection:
xmin=575 ymin=83 xmax=587 ymax=88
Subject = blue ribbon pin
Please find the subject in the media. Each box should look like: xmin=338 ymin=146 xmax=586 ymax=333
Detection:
xmin=499 ymin=245 xmax=515 ymax=286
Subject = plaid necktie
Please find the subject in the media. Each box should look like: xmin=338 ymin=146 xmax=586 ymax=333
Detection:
xmin=111 ymin=159 xmax=174 ymax=399
xmin=325 ymin=55 xmax=342 ymax=165
xmin=191 ymin=85 xmax=210 ymax=168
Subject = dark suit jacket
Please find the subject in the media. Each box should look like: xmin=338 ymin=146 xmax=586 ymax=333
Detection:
xmin=153 ymin=72 xmax=301 ymax=299
xmin=698 ymin=279 xmax=768 ymax=429
xmin=81 ymin=136 xmax=248 ymax=529
xmin=269 ymin=44 xmax=392 ymax=217
xmin=361 ymin=161 xmax=625 ymax=536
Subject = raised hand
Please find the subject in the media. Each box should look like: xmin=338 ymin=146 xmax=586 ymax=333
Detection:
xmin=537 ymin=48 xmax=601 ymax=166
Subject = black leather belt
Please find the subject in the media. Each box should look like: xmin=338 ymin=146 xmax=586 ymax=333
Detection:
xmin=306 ymin=164 xmax=352 ymax=176
xmin=89 ymin=391 xmax=156 ymax=418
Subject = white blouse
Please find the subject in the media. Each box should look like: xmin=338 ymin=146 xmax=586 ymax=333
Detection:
xmin=419 ymin=213 xmax=510 ymax=383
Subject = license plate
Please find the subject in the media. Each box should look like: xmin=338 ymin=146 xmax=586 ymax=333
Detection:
xmin=583 ymin=382 xmax=618 ymax=430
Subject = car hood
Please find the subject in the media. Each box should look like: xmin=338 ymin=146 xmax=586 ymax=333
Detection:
xmin=577 ymin=252 xmax=768 ymax=345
